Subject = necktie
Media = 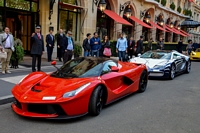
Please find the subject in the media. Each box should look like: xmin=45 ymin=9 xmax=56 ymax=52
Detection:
xmin=37 ymin=33 xmax=41 ymax=39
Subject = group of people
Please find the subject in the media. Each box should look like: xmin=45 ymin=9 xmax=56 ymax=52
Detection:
xmin=82 ymin=32 xmax=144 ymax=62
xmin=177 ymin=39 xmax=200 ymax=55
xmin=30 ymin=26 xmax=75 ymax=72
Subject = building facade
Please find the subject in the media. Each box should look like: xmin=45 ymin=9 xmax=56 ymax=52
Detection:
xmin=0 ymin=0 xmax=194 ymax=57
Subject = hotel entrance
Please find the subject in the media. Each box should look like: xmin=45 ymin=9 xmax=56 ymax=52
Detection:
xmin=0 ymin=0 xmax=39 ymax=53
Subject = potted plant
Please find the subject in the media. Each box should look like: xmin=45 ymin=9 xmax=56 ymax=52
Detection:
xmin=10 ymin=38 xmax=25 ymax=68
xmin=74 ymin=44 xmax=82 ymax=58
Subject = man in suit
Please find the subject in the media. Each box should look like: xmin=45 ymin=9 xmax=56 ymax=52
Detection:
xmin=57 ymin=28 xmax=64 ymax=61
xmin=63 ymin=31 xmax=74 ymax=64
xmin=46 ymin=29 xmax=54 ymax=62
xmin=127 ymin=36 xmax=135 ymax=59
xmin=0 ymin=27 xmax=15 ymax=74
xmin=135 ymin=35 xmax=144 ymax=57
xmin=30 ymin=25 xmax=45 ymax=72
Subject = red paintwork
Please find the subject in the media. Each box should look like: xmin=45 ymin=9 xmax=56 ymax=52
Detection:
xmin=11 ymin=61 xmax=147 ymax=118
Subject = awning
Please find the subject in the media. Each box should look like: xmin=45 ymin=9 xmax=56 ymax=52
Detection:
xmin=129 ymin=16 xmax=152 ymax=28
xmin=181 ymin=19 xmax=200 ymax=28
xmin=104 ymin=10 xmax=132 ymax=26
xmin=172 ymin=28 xmax=187 ymax=37
xmin=58 ymin=2 xmax=85 ymax=9
xmin=180 ymin=29 xmax=192 ymax=37
xmin=150 ymin=21 xmax=166 ymax=31
xmin=164 ymin=25 xmax=181 ymax=35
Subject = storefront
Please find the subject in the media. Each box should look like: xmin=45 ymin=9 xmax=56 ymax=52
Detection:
xmin=0 ymin=0 xmax=39 ymax=52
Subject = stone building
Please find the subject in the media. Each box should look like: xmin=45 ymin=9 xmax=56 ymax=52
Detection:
xmin=0 ymin=0 xmax=194 ymax=57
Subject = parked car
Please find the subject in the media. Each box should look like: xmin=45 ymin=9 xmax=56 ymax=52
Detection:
xmin=130 ymin=50 xmax=191 ymax=79
xmin=12 ymin=57 xmax=148 ymax=119
xmin=190 ymin=48 xmax=200 ymax=60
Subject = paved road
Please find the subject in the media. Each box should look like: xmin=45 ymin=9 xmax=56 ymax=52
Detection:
xmin=0 ymin=62 xmax=200 ymax=133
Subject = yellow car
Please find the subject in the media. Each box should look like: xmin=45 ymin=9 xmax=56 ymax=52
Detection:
xmin=190 ymin=48 xmax=200 ymax=60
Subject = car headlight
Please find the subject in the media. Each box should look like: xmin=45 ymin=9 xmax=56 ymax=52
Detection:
xmin=63 ymin=83 xmax=91 ymax=98
xmin=18 ymin=75 xmax=28 ymax=85
xmin=153 ymin=65 xmax=165 ymax=70
xmin=191 ymin=52 xmax=196 ymax=55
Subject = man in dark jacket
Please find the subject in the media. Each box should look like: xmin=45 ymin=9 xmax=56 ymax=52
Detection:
xmin=30 ymin=25 xmax=45 ymax=72
xmin=157 ymin=37 xmax=164 ymax=50
xmin=82 ymin=33 xmax=91 ymax=57
xmin=57 ymin=28 xmax=64 ymax=61
xmin=90 ymin=32 xmax=101 ymax=57
xmin=46 ymin=29 xmax=54 ymax=62
xmin=177 ymin=39 xmax=183 ymax=53
xmin=127 ymin=36 xmax=135 ymax=58
xmin=62 ymin=31 xmax=74 ymax=64
xmin=135 ymin=35 xmax=144 ymax=57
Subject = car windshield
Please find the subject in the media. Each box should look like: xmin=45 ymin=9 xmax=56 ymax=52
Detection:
xmin=51 ymin=57 xmax=103 ymax=78
xmin=141 ymin=51 xmax=171 ymax=59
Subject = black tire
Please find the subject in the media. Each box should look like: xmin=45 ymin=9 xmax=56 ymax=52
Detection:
xmin=185 ymin=60 xmax=191 ymax=73
xmin=89 ymin=86 xmax=104 ymax=116
xmin=169 ymin=64 xmax=176 ymax=80
xmin=138 ymin=70 xmax=148 ymax=93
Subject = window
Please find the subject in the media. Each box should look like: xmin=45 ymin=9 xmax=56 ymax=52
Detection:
xmin=6 ymin=0 xmax=30 ymax=11
xmin=0 ymin=10 xmax=4 ymax=32
xmin=102 ymin=62 xmax=117 ymax=75
xmin=0 ymin=0 xmax=4 ymax=6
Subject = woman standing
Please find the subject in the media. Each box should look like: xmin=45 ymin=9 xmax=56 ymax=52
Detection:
xmin=102 ymin=35 xmax=111 ymax=58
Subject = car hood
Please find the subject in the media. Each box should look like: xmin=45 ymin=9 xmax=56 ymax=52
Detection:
xmin=13 ymin=72 xmax=94 ymax=101
xmin=191 ymin=51 xmax=200 ymax=57
xmin=130 ymin=57 xmax=168 ymax=68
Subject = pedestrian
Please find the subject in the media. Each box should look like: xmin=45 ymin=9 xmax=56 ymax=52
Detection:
xmin=192 ymin=40 xmax=199 ymax=51
xmin=116 ymin=33 xmax=127 ymax=61
xmin=127 ymin=36 xmax=135 ymax=59
xmin=90 ymin=32 xmax=101 ymax=57
xmin=82 ymin=33 xmax=91 ymax=57
xmin=187 ymin=39 xmax=193 ymax=55
xmin=177 ymin=39 xmax=183 ymax=53
xmin=63 ymin=31 xmax=74 ymax=64
xmin=30 ymin=25 xmax=45 ymax=72
xmin=157 ymin=37 xmax=164 ymax=50
xmin=135 ymin=35 xmax=144 ymax=57
xmin=57 ymin=28 xmax=65 ymax=62
xmin=46 ymin=29 xmax=54 ymax=62
xmin=102 ymin=35 xmax=111 ymax=58
xmin=146 ymin=38 xmax=153 ymax=51
xmin=0 ymin=27 xmax=15 ymax=74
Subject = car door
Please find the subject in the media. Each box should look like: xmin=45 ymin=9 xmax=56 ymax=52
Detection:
xmin=172 ymin=53 xmax=184 ymax=72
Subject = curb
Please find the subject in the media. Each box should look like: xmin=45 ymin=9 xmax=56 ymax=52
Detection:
xmin=0 ymin=95 xmax=14 ymax=105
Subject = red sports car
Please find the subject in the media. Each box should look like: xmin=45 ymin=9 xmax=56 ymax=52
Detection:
xmin=12 ymin=57 xmax=148 ymax=119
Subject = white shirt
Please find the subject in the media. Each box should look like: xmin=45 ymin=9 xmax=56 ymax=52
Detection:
xmin=5 ymin=34 xmax=11 ymax=48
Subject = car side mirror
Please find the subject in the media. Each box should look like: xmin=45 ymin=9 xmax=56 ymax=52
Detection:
xmin=51 ymin=61 xmax=56 ymax=66
xmin=111 ymin=66 xmax=119 ymax=72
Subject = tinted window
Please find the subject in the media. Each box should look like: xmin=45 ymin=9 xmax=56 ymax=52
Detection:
xmin=101 ymin=62 xmax=117 ymax=75
xmin=51 ymin=58 xmax=103 ymax=78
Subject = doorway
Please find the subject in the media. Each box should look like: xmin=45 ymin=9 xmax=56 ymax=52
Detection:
xmin=5 ymin=11 xmax=38 ymax=53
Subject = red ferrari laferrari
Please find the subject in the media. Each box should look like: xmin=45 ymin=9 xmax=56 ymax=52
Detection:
xmin=12 ymin=57 xmax=148 ymax=119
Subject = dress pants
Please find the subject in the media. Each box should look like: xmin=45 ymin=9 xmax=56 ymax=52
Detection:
xmin=128 ymin=49 xmax=134 ymax=59
xmin=1 ymin=48 xmax=12 ymax=72
xmin=63 ymin=50 xmax=73 ymax=64
xmin=32 ymin=54 xmax=42 ymax=72
xmin=47 ymin=46 xmax=53 ymax=62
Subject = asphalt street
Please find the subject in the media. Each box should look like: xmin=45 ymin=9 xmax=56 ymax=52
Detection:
xmin=0 ymin=62 xmax=200 ymax=133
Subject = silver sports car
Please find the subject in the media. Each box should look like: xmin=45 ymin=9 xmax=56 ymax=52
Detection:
xmin=130 ymin=50 xmax=191 ymax=79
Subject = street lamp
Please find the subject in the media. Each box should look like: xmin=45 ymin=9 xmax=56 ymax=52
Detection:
xmin=160 ymin=19 xmax=164 ymax=26
xmin=145 ymin=13 xmax=151 ymax=23
xmin=170 ymin=22 xmax=174 ymax=28
xmin=119 ymin=1 xmax=132 ymax=18
xmin=125 ymin=5 xmax=132 ymax=18
xmin=99 ymin=0 xmax=107 ymax=12
xmin=177 ymin=24 xmax=181 ymax=30
xmin=93 ymin=0 xmax=107 ymax=13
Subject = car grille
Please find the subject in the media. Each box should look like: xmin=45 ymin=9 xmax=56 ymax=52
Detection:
xmin=27 ymin=104 xmax=66 ymax=115
xmin=192 ymin=57 xmax=200 ymax=59
xmin=149 ymin=72 xmax=164 ymax=77
xmin=13 ymin=98 xmax=22 ymax=109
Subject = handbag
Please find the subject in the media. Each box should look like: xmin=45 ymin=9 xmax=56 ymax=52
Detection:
xmin=103 ymin=48 xmax=111 ymax=56
xmin=0 ymin=51 xmax=7 ymax=59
